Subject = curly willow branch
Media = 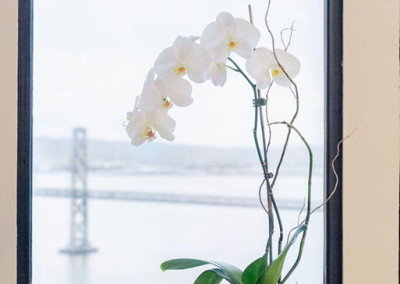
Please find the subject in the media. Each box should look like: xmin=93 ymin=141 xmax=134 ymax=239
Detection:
xmin=265 ymin=0 xmax=300 ymax=193
xmin=285 ymin=128 xmax=357 ymax=244
xmin=280 ymin=21 xmax=296 ymax=51
xmin=311 ymin=128 xmax=357 ymax=214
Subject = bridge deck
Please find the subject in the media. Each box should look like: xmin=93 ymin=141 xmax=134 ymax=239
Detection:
xmin=34 ymin=188 xmax=310 ymax=211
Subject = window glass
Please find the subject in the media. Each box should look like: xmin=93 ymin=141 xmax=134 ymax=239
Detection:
xmin=33 ymin=0 xmax=324 ymax=283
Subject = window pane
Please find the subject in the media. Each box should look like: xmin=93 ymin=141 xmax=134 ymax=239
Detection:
xmin=33 ymin=0 xmax=324 ymax=283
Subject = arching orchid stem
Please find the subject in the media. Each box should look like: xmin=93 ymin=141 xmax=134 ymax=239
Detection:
xmin=227 ymin=57 xmax=255 ymax=88
xmin=223 ymin=64 xmax=239 ymax=72
xmin=269 ymin=121 xmax=312 ymax=284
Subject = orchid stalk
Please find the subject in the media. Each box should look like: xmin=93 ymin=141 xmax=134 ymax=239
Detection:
xmin=124 ymin=2 xmax=328 ymax=284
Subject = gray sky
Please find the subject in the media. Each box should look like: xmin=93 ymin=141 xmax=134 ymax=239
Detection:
xmin=33 ymin=0 xmax=323 ymax=148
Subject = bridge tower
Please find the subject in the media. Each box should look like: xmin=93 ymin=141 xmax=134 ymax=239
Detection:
xmin=60 ymin=128 xmax=97 ymax=254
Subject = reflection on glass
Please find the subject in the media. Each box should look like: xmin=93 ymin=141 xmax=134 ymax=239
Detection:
xmin=33 ymin=0 xmax=324 ymax=283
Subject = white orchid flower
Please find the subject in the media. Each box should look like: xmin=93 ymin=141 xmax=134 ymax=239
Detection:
xmin=246 ymin=48 xmax=301 ymax=89
xmin=210 ymin=54 xmax=229 ymax=87
xmin=211 ymin=61 xmax=227 ymax=87
xmin=138 ymin=69 xmax=193 ymax=111
xmin=245 ymin=48 xmax=275 ymax=89
xmin=201 ymin=12 xmax=260 ymax=59
xmin=154 ymin=36 xmax=212 ymax=84
xmin=269 ymin=49 xmax=301 ymax=87
xmin=189 ymin=35 xmax=200 ymax=42
xmin=126 ymin=109 xmax=176 ymax=146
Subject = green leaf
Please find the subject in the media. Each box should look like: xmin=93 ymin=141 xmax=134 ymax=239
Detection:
xmin=161 ymin=259 xmax=209 ymax=271
xmin=161 ymin=258 xmax=243 ymax=284
xmin=242 ymin=254 xmax=268 ymax=284
xmin=194 ymin=269 xmax=225 ymax=284
xmin=258 ymin=224 xmax=307 ymax=284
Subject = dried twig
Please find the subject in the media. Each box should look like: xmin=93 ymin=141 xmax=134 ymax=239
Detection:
xmin=280 ymin=21 xmax=296 ymax=51
xmin=248 ymin=4 xmax=254 ymax=25
xmin=285 ymin=128 xmax=357 ymax=244
xmin=310 ymin=128 xmax=357 ymax=214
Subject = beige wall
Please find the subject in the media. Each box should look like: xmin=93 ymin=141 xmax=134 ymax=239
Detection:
xmin=0 ymin=0 xmax=18 ymax=282
xmin=343 ymin=0 xmax=399 ymax=283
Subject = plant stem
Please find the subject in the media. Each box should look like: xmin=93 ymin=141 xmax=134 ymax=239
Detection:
xmin=251 ymin=86 xmax=274 ymax=264
xmin=227 ymin=57 xmax=282 ymax=265
xmin=258 ymin=89 xmax=284 ymax=255
xmin=227 ymin=57 xmax=255 ymax=88
xmin=270 ymin=121 xmax=313 ymax=284
xmin=253 ymin=88 xmax=274 ymax=263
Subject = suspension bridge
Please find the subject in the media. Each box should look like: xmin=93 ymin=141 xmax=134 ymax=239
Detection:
xmin=34 ymin=187 xmax=304 ymax=210
xmin=36 ymin=128 xmax=309 ymax=254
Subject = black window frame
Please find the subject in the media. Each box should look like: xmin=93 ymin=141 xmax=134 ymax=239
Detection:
xmin=16 ymin=0 xmax=343 ymax=283
xmin=17 ymin=0 xmax=33 ymax=282
xmin=324 ymin=0 xmax=343 ymax=283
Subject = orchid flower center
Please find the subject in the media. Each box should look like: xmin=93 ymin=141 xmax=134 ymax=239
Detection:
xmin=143 ymin=127 xmax=157 ymax=142
xmin=173 ymin=64 xmax=187 ymax=76
xmin=271 ymin=67 xmax=284 ymax=79
xmin=226 ymin=38 xmax=239 ymax=51
xmin=161 ymin=97 xmax=173 ymax=109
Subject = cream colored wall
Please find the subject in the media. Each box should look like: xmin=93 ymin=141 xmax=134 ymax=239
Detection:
xmin=0 ymin=0 xmax=18 ymax=282
xmin=343 ymin=0 xmax=399 ymax=283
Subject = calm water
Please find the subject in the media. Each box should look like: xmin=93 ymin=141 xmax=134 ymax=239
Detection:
xmin=33 ymin=173 xmax=323 ymax=284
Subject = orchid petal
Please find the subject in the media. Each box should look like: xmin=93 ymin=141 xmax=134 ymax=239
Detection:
xmin=272 ymin=49 xmax=301 ymax=86
xmin=246 ymin=48 xmax=274 ymax=90
xmin=201 ymin=22 xmax=225 ymax=51
xmin=138 ymin=83 xmax=161 ymax=111
xmin=185 ymin=44 xmax=212 ymax=83
xmin=126 ymin=111 xmax=147 ymax=146
xmin=216 ymin=12 xmax=237 ymax=35
xmin=172 ymin=36 xmax=193 ymax=60
xmin=155 ymin=77 xmax=193 ymax=107
xmin=189 ymin=35 xmax=200 ymax=42
xmin=151 ymin=111 xmax=176 ymax=141
xmin=142 ymin=68 xmax=156 ymax=90
xmin=256 ymin=75 xmax=272 ymax=90
xmin=235 ymin=18 xmax=261 ymax=52
xmin=235 ymin=40 xmax=253 ymax=59
xmin=272 ymin=74 xmax=291 ymax=87
xmin=154 ymin=47 xmax=177 ymax=78
xmin=201 ymin=12 xmax=260 ymax=60
xmin=211 ymin=62 xmax=227 ymax=87
xmin=137 ymin=69 xmax=162 ymax=111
